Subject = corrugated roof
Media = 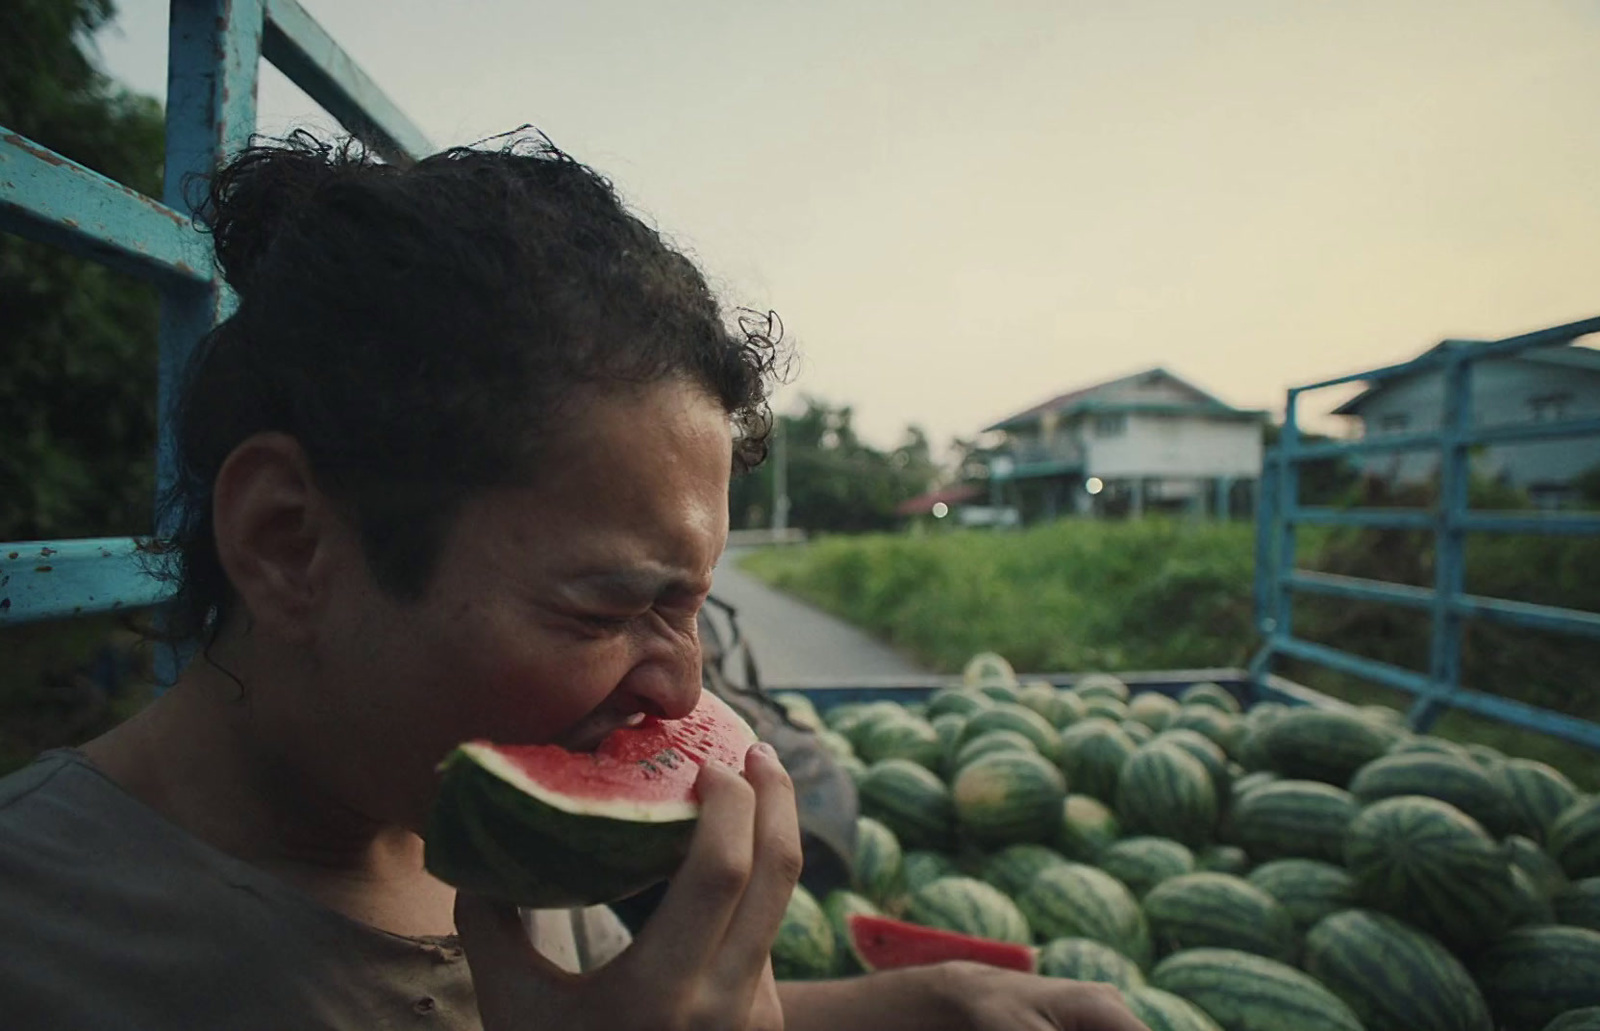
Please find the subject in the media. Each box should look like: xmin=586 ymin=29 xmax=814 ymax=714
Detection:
xmin=983 ymin=367 xmax=1250 ymax=432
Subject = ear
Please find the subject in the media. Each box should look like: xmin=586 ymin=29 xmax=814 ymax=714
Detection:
xmin=211 ymin=432 xmax=349 ymax=641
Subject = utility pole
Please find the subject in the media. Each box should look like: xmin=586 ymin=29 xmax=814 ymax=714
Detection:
xmin=773 ymin=415 xmax=790 ymax=533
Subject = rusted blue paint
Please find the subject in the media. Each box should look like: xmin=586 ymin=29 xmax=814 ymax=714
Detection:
xmin=0 ymin=130 xmax=214 ymax=286
xmin=264 ymin=0 xmax=432 ymax=165
xmin=0 ymin=539 xmax=175 ymax=625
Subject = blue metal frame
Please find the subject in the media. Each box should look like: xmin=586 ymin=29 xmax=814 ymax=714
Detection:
xmin=0 ymin=0 xmax=430 ymax=628
xmin=1251 ymin=315 xmax=1600 ymax=750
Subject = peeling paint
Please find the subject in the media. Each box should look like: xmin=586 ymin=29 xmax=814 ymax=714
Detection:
xmin=35 ymin=565 xmax=53 ymax=573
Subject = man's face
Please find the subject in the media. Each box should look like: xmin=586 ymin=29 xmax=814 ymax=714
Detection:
xmin=261 ymin=378 xmax=734 ymax=831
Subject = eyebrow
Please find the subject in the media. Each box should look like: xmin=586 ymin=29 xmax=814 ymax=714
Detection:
xmin=567 ymin=566 xmax=711 ymax=603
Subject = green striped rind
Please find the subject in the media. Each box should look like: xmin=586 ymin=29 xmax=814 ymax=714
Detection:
xmin=979 ymin=683 xmax=1021 ymax=704
xmin=857 ymin=715 xmax=945 ymax=770
xmin=859 ymin=759 xmax=956 ymax=851
xmin=1075 ymin=673 xmax=1132 ymax=702
xmin=983 ymin=843 xmax=1071 ymax=898
xmin=1084 ymin=696 xmax=1131 ymax=723
xmin=1500 ymin=759 xmax=1581 ymax=844
xmin=1118 ymin=743 xmax=1219 ymax=848
xmin=1472 ymin=926 xmax=1600 ymax=1031
xmin=1230 ymin=780 xmax=1357 ymax=864
xmin=1019 ymin=862 xmax=1152 ymax=967
xmin=1349 ymin=752 xmax=1519 ymax=838
xmin=1150 ymin=948 xmax=1365 ymax=1031
xmin=1142 ymin=873 xmax=1297 ymax=964
xmin=771 ymin=885 xmax=837 ymax=980
xmin=1505 ymin=835 xmax=1571 ymax=903
xmin=904 ymin=875 xmax=1032 ymax=945
xmin=1227 ymin=771 xmax=1279 ymax=810
xmin=932 ymin=713 xmax=969 ymax=775
xmin=852 ymin=816 xmax=905 ymax=907
xmin=1247 ymin=859 xmax=1357 ymax=933
xmin=1388 ymin=735 xmax=1473 ymax=760
xmin=1196 ymin=846 xmax=1250 ymax=876
xmin=1050 ymin=688 xmax=1091 ymax=729
xmin=927 ymin=688 xmax=995 ymax=720
xmin=1123 ymin=987 xmax=1226 ymax=1031
xmin=1129 ymin=692 xmax=1182 ymax=732
xmin=1509 ymin=865 xmax=1557 ymax=927
xmin=961 ymin=704 xmax=1063 ymax=764
xmin=1304 ymin=909 xmax=1491 ymax=1031
xmin=1058 ymin=719 xmax=1140 ymax=803
xmin=1122 ymin=720 xmax=1156 ymax=745
xmin=1550 ymin=797 xmax=1600 ymax=880
xmin=1156 ymin=729 xmax=1233 ymax=806
xmin=774 ymin=692 xmax=824 ymax=731
xmin=963 ymin=651 xmax=1017 ymax=687
xmin=424 ymin=752 xmax=694 ymax=907
xmin=1099 ymin=837 xmax=1197 ymax=898
xmin=1544 ymin=1008 xmax=1600 ymax=1031
xmin=840 ymin=702 xmax=916 ymax=751
xmin=1055 ymin=793 xmax=1122 ymax=862
xmin=1555 ymin=878 xmax=1600 ymax=932
xmin=1036 ymin=937 xmax=1146 ymax=990
xmin=902 ymin=849 xmax=958 ymax=892
xmin=822 ymin=890 xmax=882 ymax=974
xmin=1167 ymin=707 xmax=1241 ymax=755
xmin=819 ymin=729 xmax=855 ymax=762
xmin=1180 ymin=683 xmax=1243 ymax=715
xmin=953 ymin=730 xmax=1038 ymax=772
xmin=1257 ymin=708 xmax=1402 ymax=784
xmin=953 ymin=750 xmax=1068 ymax=847
xmin=1018 ymin=681 xmax=1078 ymax=728
xmin=1344 ymin=795 xmax=1516 ymax=951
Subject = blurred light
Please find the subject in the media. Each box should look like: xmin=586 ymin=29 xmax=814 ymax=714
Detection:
xmin=932 ymin=502 xmax=950 ymax=518
xmin=1085 ymin=477 xmax=1104 ymax=495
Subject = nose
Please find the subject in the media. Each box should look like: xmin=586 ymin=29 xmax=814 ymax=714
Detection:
xmin=617 ymin=634 xmax=703 ymax=721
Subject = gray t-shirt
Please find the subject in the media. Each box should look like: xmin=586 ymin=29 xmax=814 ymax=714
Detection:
xmin=0 ymin=748 xmax=632 ymax=1030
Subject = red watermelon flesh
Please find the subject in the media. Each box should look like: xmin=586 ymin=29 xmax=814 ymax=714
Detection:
xmin=424 ymin=690 xmax=758 ymax=908
xmin=848 ymin=913 xmax=1037 ymax=973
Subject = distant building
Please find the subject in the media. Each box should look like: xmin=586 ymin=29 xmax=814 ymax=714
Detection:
xmin=1332 ymin=338 xmax=1600 ymax=507
xmin=982 ymin=368 xmax=1266 ymax=521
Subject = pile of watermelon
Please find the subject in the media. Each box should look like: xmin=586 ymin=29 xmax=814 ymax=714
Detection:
xmin=766 ymin=652 xmax=1600 ymax=1031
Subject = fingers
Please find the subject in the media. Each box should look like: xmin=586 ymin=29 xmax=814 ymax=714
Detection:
xmin=710 ymin=743 xmax=803 ymax=993
xmin=632 ymin=757 xmax=757 ymax=972
xmin=1057 ymin=982 xmax=1150 ymax=1031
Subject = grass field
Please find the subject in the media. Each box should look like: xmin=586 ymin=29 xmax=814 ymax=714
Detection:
xmin=740 ymin=520 xmax=1600 ymax=791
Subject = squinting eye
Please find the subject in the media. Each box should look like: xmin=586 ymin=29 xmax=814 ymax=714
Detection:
xmin=582 ymin=613 xmax=635 ymax=630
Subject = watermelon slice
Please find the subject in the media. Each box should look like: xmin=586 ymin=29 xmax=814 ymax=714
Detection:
xmin=847 ymin=913 xmax=1038 ymax=973
xmin=424 ymin=690 xmax=758 ymax=908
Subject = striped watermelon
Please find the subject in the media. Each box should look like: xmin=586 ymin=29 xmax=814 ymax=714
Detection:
xmin=1142 ymin=873 xmax=1297 ymax=963
xmin=1017 ymin=681 xmax=1082 ymax=729
xmin=1130 ymin=692 xmax=1182 ymax=732
xmin=822 ymin=889 xmax=882 ymax=974
xmin=1247 ymin=859 xmax=1357 ymax=933
xmin=1545 ymin=1009 xmax=1600 ymax=1031
xmin=978 ymin=683 xmax=1021 ymax=704
xmin=1304 ymin=908 xmax=1491 ymax=1031
xmin=963 ymin=651 xmax=1017 ymax=687
xmin=1083 ymin=696 xmax=1132 ymax=723
xmin=1550 ymin=797 xmax=1600 ymax=880
xmin=1156 ymin=729 xmax=1233 ymax=806
xmin=931 ymin=712 xmax=969 ymax=775
xmin=1499 ymin=759 xmax=1581 ymax=844
xmin=1055 ymin=793 xmax=1122 ymax=862
xmin=857 ymin=714 xmax=945 ymax=770
xmin=1181 ymin=683 xmax=1243 ymax=715
xmin=1122 ymin=720 xmax=1157 ymax=745
xmin=773 ymin=692 xmax=824 ymax=731
xmin=1168 ymin=706 xmax=1241 ymax=756
xmin=858 ymin=759 xmax=956 ymax=851
xmin=905 ymin=876 xmax=1032 ymax=945
xmin=1151 ymin=947 xmax=1364 ymax=1031
xmin=1228 ymin=770 xmax=1279 ymax=809
xmin=1509 ymin=864 xmax=1558 ymax=927
xmin=1058 ymin=718 xmax=1139 ymax=802
xmin=1348 ymin=752 xmax=1519 ymax=837
xmin=1505 ymin=834 xmax=1571 ymax=903
xmin=771 ymin=885 xmax=837 ymax=980
xmin=1018 ymin=863 xmax=1152 ymax=967
xmin=1118 ymin=743 xmax=1218 ymax=848
xmin=983 ymin=843 xmax=1071 ymax=898
xmin=1388 ymin=735 xmax=1473 ymax=761
xmin=1036 ymin=937 xmax=1146 ymax=989
xmin=902 ymin=849 xmax=958 ymax=892
xmin=1555 ymin=878 xmax=1600 ymax=932
xmin=819 ymin=729 xmax=856 ymax=762
xmin=1195 ymin=845 xmax=1251 ymax=876
xmin=953 ymin=750 xmax=1068 ymax=846
xmin=926 ymin=688 xmax=995 ymax=719
xmin=962 ymin=704 xmax=1063 ymax=763
xmin=1076 ymin=673 xmax=1132 ymax=702
xmin=852 ymin=816 xmax=905 ymax=907
xmin=1344 ymin=795 xmax=1517 ymax=951
xmin=1099 ymin=836 xmax=1197 ymax=898
xmin=1050 ymin=687 xmax=1090 ymax=729
xmin=1230 ymin=780 xmax=1357 ymax=864
xmin=952 ymin=729 xmax=1038 ymax=771
xmin=1124 ymin=987 xmax=1226 ymax=1031
xmin=1472 ymin=926 xmax=1600 ymax=1031
xmin=1257 ymin=708 xmax=1401 ymax=784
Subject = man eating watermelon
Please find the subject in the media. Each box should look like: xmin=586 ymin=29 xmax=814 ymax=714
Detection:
xmin=0 ymin=130 xmax=1146 ymax=1031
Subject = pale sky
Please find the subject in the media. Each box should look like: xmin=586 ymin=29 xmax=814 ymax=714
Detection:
xmin=94 ymin=0 xmax=1600 ymax=452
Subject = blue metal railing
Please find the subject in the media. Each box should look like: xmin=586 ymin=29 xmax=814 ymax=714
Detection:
xmin=0 ymin=0 xmax=430 ymax=629
xmin=1250 ymin=316 xmax=1600 ymax=749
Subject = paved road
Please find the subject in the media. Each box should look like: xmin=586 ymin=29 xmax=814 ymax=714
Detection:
xmin=709 ymin=548 xmax=927 ymax=686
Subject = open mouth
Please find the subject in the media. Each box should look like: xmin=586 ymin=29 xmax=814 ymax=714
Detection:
xmin=560 ymin=710 xmax=648 ymax=753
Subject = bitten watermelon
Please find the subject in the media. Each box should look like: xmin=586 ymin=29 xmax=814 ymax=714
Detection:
xmin=1151 ymin=948 xmax=1365 ymax=1031
xmin=425 ymin=690 xmax=758 ymax=907
xmin=822 ymin=890 xmax=882 ymax=974
xmin=1304 ymin=909 xmax=1491 ymax=1031
xmin=1472 ymin=926 xmax=1600 ymax=1031
xmin=847 ymin=913 xmax=1035 ymax=973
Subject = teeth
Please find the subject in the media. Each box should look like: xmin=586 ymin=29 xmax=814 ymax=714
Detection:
xmin=624 ymin=712 xmax=647 ymax=727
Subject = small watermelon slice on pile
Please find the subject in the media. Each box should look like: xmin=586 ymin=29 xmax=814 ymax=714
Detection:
xmin=424 ymin=691 xmax=758 ymax=907
xmin=847 ymin=913 xmax=1038 ymax=973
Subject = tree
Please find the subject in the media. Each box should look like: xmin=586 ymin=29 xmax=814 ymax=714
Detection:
xmin=1 ymin=0 xmax=165 ymax=540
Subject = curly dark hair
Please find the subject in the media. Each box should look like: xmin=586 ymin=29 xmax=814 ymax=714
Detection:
xmin=159 ymin=129 xmax=786 ymax=642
